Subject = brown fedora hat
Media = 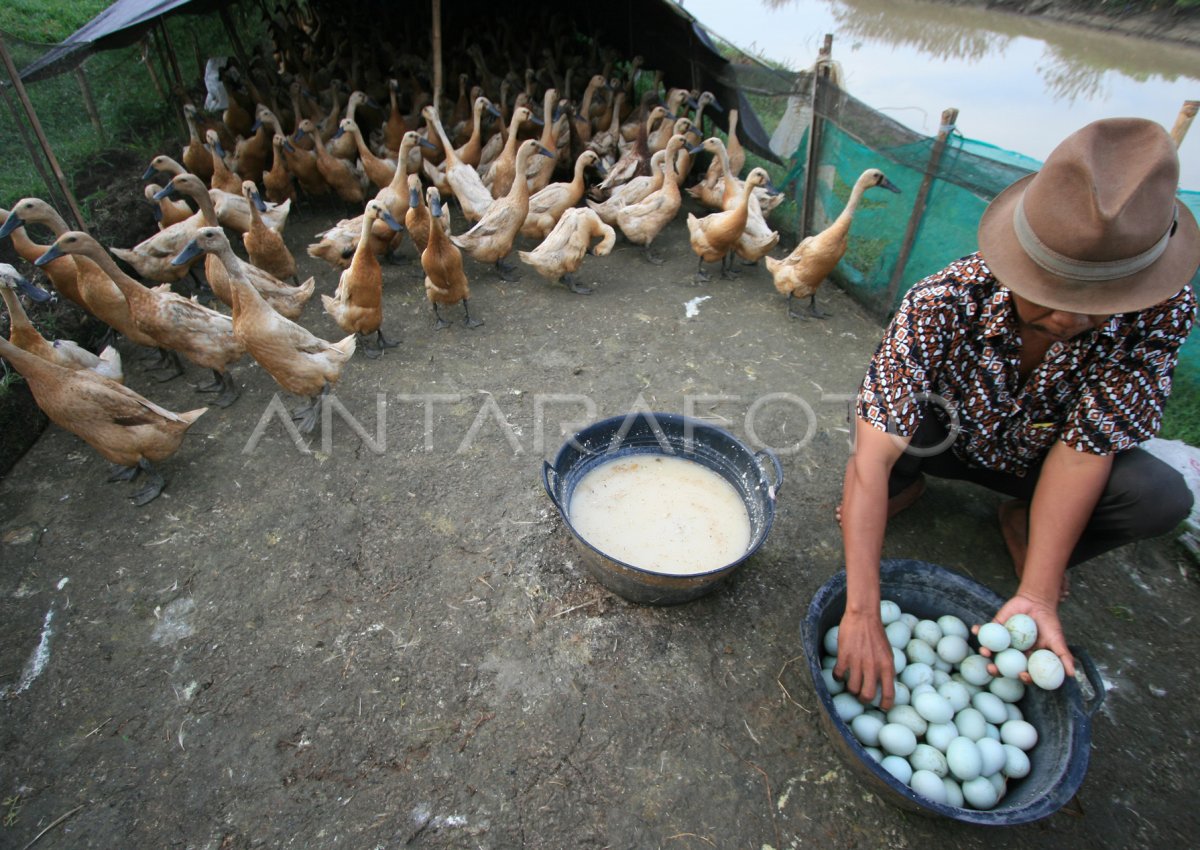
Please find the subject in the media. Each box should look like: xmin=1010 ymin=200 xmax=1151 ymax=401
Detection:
xmin=978 ymin=117 xmax=1199 ymax=314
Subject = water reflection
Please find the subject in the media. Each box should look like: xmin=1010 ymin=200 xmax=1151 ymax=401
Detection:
xmin=765 ymin=0 xmax=1199 ymax=103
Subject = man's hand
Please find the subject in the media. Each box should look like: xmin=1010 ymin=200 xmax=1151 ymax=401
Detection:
xmin=990 ymin=592 xmax=1076 ymax=679
xmin=833 ymin=610 xmax=896 ymax=710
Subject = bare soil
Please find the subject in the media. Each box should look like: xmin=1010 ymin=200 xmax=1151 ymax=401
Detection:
xmin=1 ymin=178 xmax=1199 ymax=849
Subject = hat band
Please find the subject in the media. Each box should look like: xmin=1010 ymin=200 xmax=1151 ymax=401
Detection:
xmin=1013 ymin=197 xmax=1177 ymax=282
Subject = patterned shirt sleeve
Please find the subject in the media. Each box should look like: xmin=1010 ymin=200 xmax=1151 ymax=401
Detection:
xmin=1060 ymin=286 xmax=1197 ymax=455
xmin=858 ymin=277 xmax=954 ymax=437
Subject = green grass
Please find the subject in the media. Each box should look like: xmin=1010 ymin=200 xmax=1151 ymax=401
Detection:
xmin=0 ymin=0 xmax=113 ymax=44
xmin=1159 ymin=378 xmax=1200 ymax=446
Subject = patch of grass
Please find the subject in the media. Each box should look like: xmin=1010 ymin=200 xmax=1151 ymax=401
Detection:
xmin=1158 ymin=377 xmax=1200 ymax=447
xmin=0 ymin=0 xmax=112 ymax=44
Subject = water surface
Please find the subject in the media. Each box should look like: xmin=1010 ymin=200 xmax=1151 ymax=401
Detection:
xmin=680 ymin=0 xmax=1200 ymax=188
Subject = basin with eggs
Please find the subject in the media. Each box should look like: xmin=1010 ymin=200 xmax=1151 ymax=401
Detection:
xmin=802 ymin=559 xmax=1106 ymax=825
xmin=542 ymin=412 xmax=782 ymax=604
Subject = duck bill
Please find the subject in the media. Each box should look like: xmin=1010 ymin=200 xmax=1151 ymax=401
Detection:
xmin=152 ymin=182 xmax=178 ymax=201
xmin=418 ymin=135 xmax=439 ymax=151
xmin=0 ymin=213 xmax=24 ymax=240
xmin=409 ymin=187 xmax=421 ymax=208
xmin=485 ymin=103 xmax=502 ymax=120
xmin=151 ymin=205 xmax=163 ymax=222
xmin=33 ymin=243 xmax=63 ymax=267
xmin=250 ymin=189 xmax=268 ymax=212
xmin=709 ymin=98 xmax=725 ymax=113
xmin=879 ymin=175 xmax=902 ymax=194
xmin=431 ymin=195 xmax=443 ymax=218
xmin=171 ymin=239 xmax=204 ymax=267
xmin=13 ymin=273 xmax=52 ymax=302
xmin=536 ymin=144 xmax=554 ymax=158
xmin=379 ymin=208 xmax=402 ymax=232
xmin=331 ymin=126 xmax=346 ymax=141
xmin=141 ymin=164 xmax=160 ymax=181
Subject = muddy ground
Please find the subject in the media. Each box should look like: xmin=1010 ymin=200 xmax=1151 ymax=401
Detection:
xmin=1 ymin=187 xmax=1199 ymax=850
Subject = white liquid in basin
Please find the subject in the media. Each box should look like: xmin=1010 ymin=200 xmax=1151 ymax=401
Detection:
xmin=568 ymin=454 xmax=753 ymax=575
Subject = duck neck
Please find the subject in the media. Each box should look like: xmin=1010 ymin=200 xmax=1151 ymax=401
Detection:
xmin=0 ymin=285 xmax=35 ymax=335
xmin=0 ymin=336 xmax=54 ymax=381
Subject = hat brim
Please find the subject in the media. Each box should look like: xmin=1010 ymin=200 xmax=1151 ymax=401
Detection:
xmin=978 ymin=175 xmax=1200 ymax=314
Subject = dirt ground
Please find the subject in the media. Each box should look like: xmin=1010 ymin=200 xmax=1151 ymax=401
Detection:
xmin=2 ymin=184 xmax=1199 ymax=850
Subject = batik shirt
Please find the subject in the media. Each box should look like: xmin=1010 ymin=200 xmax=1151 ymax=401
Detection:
xmin=857 ymin=253 xmax=1196 ymax=475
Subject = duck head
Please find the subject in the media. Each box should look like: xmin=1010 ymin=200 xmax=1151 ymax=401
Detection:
xmin=0 ymin=262 xmax=52 ymax=303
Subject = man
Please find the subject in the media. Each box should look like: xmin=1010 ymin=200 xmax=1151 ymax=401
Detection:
xmin=836 ymin=117 xmax=1200 ymax=710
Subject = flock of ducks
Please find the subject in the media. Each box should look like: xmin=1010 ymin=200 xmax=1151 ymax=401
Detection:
xmin=0 ymin=1 xmax=903 ymax=505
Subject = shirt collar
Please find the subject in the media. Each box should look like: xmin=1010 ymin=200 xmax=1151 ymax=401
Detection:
xmin=979 ymin=276 xmax=1120 ymax=345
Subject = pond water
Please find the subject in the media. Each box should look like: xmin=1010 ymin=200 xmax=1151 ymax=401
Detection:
xmin=679 ymin=0 xmax=1200 ymax=189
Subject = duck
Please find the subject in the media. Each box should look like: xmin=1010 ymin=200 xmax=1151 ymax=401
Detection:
xmin=421 ymin=104 xmax=494 ymax=223
xmin=405 ymin=173 xmax=451 ymax=258
xmin=456 ymin=95 xmax=499 ymax=169
xmin=585 ymin=148 xmax=668 ymax=227
xmin=337 ymin=118 xmax=396 ymax=191
xmin=305 ymin=118 xmax=366 ymax=206
xmin=181 ymin=104 xmax=215 ymax=184
xmin=0 ymin=263 xmax=123 ymax=382
xmin=232 ymin=113 xmax=272 ymax=187
xmin=206 ymin=129 xmax=244 ymax=195
xmin=264 ymin=134 xmax=298 ymax=204
xmin=280 ymin=132 xmax=330 ymax=197
xmin=173 ymin=228 xmax=356 ymax=434
xmin=0 ymin=335 xmax=206 ymax=504
xmin=375 ymin=131 xmax=438 ymax=258
xmin=688 ymin=136 xmax=736 ymax=210
xmin=321 ymin=200 xmax=402 ymax=357
xmin=155 ymin=176 xmax=313 ymax=319
xmin=451 ymin=139 xmax=553 ymax=280
xmin=572 ymin=75 xmax=608 ymax=144
xmin=329 ymin=90 xmax=372 ymax=161
xmin=145 ymin=183 xmax=193 ymax=229
xmin=648 ymin=90 xmax=689 ymax=154
xmin=521 ymin=150 xmax=603 ymax=240
xmin=0 ymin=199 xmax=160 ymax=350
xmin=595 ymin=105 xmax=666 ymax=197
xmin=0 ymin=206 xmax=87 ymax=311
xmin=482 ymin=105 xmax=537 ymax=200
xmin=37 ymin=231 xmax=246 ymax=406
xmin=765 ymin=168 xmax=901 ymax=319
xmin=525 ymin=88 xmax=562 ymax=193
xmin=587 ymin=91 xmax=624 ymax=166
xmin=686 ymin=167 xmax=770 ymax=282
xmin=615 ymin=137 xmax=682 ymax=264
xmin=724 ymin=108 xmax=746 ymax=178
xmin=240 ymin=180 xmax=299 ymax=284
xmin=518 ymin=207 xmax=615 ymax=295
xmin=733 ymin=190 xmax=782 ymax=265
xmin=383 ymin=78 xmax=410 ymax=153
xmin=142 ymin=154 xmax=292 ymax=234
xmin=422 ymin=188 xmax=482 ymax=329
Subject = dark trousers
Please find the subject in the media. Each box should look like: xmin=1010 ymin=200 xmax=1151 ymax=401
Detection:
xmin=887 ymin=416 xmax=1193 ymax=567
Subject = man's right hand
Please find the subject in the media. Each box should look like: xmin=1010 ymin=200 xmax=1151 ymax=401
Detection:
xmin=832 ymin=609 xmax=896 ymax=711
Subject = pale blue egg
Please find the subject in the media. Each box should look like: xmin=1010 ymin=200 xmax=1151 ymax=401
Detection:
xmin=946 ymin=736 xmax=983 ymax=781
xmin=910 ymin=769 xmax=948 ymax=804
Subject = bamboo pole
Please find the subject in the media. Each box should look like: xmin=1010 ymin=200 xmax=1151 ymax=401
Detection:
xmin=158 ymin=18 xmax=185 ymax=91
xmin=0 ymin=35 xmax=88 ymax=231
xmin=431 ymin=0 xmax=443 ymax=115
xmin=1169 ymin=100 xmax=1198 ymax=148
xmin=797 ymin=34 xmax=834 ymax=241
xmin=885 ymin=107 xmax=959 ymax=311
xmin=73 ymin=67 xmax=106 ymax=142
xmin=0 ymin=85 xmax=63 ymax=211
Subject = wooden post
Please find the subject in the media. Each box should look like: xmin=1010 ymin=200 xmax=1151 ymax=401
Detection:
xmin=158 ymin=18 xmax=186 ymax=91
xmin=0 ymin=85 xmax=63 ymax=210
xmin=1170 ymin=100 xmax=1198 ymax=148
xmin=73 ymin=66 xmax=105 ymax=141
xmin=431 ymin=0 xmax=443 ymax=115
xmin=797 ymin=34 xmax=834 ymax=241
xmin=0 ymin=34 xmax=88 ymax=231
xmin=885 ymin=107 xmax=960 ymax=310
xmin=218 ymin=4 xmax=252 ymax=75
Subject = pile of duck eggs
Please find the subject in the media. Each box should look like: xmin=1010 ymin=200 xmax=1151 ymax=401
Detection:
xmin=821 ymin=602 xmax=1066 ymax=810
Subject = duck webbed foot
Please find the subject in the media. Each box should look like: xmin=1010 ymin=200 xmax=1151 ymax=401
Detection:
xmin=211 ymin=370 xmax=240 ymax=408
xmin=462 ymin=298 xmax=484 ymax=327
xmin=151 ymin=350 xmax=186 ymax=382
xmin=809 ymin=294 xmax=830 ymax=319
xmin=720 ymin=253 xmax=740 ymax=280
xmin=786 ymin=292 xmax=807 ymax=321
xmin=433 ymin=303 xmax=452 ymax=330
xmin=376 ymin=328 xmax=400 ymax=350
xmin=560 ymin=273 xmax=592 ymax=295
xmin=291 ymin=384 xmax=330 ymax=434
xmin=358 ymin=332 xmax=382 ymax=358
xmin=130 ymin=458 xmax=167 ymax=506
xmin=693 ymin=257 xmax=711 ymax=285
xmin=495 ymin=257 xmax=521 ymax=282
xmin=107 ymin=462 xmax=140 ymax=483
xmin=643 ymin=244 xmax=664 ymax=266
